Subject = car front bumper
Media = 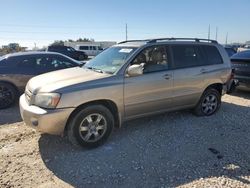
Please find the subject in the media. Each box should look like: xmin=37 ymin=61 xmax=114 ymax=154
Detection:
xmin=19 ymin=94 xmax=75 ymax=135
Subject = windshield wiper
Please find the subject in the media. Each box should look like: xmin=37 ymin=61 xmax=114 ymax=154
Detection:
xmin=85 ymin=66 xmax=103 ymax=73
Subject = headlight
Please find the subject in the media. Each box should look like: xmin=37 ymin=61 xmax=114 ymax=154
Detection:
xmin=34 ymin=93 xmax=61 ymax=109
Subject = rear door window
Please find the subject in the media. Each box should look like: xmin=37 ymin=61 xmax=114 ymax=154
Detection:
xmin=202 ymin=45 xmax=223 ymax=65
xmin=16 ymin=56 xmax=37 ymax=68
xmin=171 ymin=45 xmax=204 ymax=69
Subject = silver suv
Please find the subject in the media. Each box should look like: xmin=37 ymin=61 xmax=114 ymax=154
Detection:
xmin=20 ymin=38 xmax=232 ymax=148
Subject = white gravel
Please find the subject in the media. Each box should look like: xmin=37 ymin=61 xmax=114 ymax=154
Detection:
xmin=0 ymin=90 xmax=250 ymax=188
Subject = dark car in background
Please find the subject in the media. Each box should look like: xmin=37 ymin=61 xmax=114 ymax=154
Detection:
xmin=47 ymin=45 xmax=88 ymax=61
xmin=0 ymin=52 xmax=81 ymax=109
xmin=224 ymin=47 xmax=237 ymax=57
xmin=231 ymin=50 xmax=250 ymax=90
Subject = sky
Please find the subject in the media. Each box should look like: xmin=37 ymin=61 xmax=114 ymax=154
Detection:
xmin=0 ymin=0 xmax=249 ymax=48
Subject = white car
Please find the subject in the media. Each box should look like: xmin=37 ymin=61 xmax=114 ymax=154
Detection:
xmin=75 ymin=45 xmax=103 ymax=56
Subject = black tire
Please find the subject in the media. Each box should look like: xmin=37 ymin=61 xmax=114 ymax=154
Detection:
xmin=226 ymin=80 xmax=236 ymax=94
xmin=79 ymin=54 xmax=87 ymax=61
xmin=193 ymin=88 xmax=221 ymax=116
xmin=0 ymin=82 xmax=18 ymax=109
xmin=67 ymin=105 xmax=114 ymax=148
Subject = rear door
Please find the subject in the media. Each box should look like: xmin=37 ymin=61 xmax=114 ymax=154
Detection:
xmin=171 ymin=44 xmax=206 ymax=107
xmin=124 ymin=45 xmax=174 ymax=119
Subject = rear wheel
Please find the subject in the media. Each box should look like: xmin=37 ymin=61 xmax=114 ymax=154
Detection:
xmin=193 ymin=88 xmax=221 ymax=116
xmin=0 ymin=82 xmax=17 ymax=109
xmin=79 ymin=54 xmax=87 ymax=61
xmin=67 ymin=105 xmax=114 ymax=148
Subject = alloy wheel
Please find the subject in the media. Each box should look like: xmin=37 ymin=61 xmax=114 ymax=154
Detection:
xmin=78 ymin=113 xmax=107 ymax=143
xmin=201 ymin=94 xmax=218 ymax=115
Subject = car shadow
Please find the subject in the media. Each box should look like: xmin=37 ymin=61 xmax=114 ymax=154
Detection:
xmin=38 ymin=100 xmax=250 ymax=187
xmin=0 ymin=104 xmax=22 ymax=125
xmin=230 ymin=89 xmax=250 ymax=100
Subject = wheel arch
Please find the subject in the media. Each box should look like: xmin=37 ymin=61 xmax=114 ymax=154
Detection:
xmin=0 ymin=80 xmax=20 ymax=95
xmin=204 ymin=83 xmax=223 ymax=95
xmin=64 ymin=99 xmax=120 ymax=133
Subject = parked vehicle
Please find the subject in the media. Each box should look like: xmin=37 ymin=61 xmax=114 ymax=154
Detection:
xmin=224 ymin=47 xmax=237 ymax=57
xmin=237 ymin=45 xmax=250 ymax=52
xmin=75 ymin=44 xmax=103 ymax=56
xmin=0 ymin=52 xmax=82 ymax=109
xmin=20 ymin=38 xmax=231 ymax=148
xmin=47 ymin=45 xmax=88 ymax=60
xmin=231 ymin=50 xmax=250 ymax=90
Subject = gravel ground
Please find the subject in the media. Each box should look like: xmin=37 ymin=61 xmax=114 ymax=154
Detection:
xmin=0 ymin=90 xmax=250 ymax=188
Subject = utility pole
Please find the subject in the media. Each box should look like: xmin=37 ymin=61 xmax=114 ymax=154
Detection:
xmin=125 ymin=23 xmax=128 ymax=41
xmin=225 ymin=32 xmax=228 ymax=45
xmin=215 ymin=27 xmax=218 ymax=41
xmin=208 ymin=24 xmax=210 ymax=40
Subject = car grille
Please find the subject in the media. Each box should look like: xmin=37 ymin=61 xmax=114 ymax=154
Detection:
xmin=25 ymin=88 xmax=33 ymax=105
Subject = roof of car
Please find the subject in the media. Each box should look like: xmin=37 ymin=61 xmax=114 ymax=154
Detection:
xmin=3 ymin=51 xmax=66 ymax=58
xmin=115 ymin=38 xmax=219 ymax=48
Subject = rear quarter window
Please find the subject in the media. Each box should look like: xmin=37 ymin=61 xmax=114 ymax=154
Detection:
xmin=202 ymin=45 xmax=223 ymax=65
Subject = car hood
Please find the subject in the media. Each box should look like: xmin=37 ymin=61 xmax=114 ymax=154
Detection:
xmin=27 ymin=67 xmax=111 ymax=94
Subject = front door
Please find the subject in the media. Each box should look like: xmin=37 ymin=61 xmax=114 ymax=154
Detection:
xmin=124 ymin=45 xmax=173 ymax=119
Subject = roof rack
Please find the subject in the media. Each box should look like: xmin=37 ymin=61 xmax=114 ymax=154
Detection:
xmin=148 ymin=38 xmax=218 ymax=44
xmin=118 ymin=38 xmax=218 ymax=45
xmin=118 ymin=40 xmax=151 ymax=44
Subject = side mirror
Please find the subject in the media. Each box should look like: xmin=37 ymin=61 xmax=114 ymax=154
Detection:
xmin=127 ymin=64 xmax=144 ymax=77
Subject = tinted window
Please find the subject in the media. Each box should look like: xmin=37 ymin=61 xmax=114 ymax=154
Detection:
xmin=0 ymin=58 xmax=7 ymax=67
xmin=202 ymin=45 xmax=223 ymax=64
xmin=92 ymin=46 xmax=97 ymax=50
xmin=132 ymin=46 xmax=169 ymax=73
xmin=172 ymin=45 xmax=204 ymax=69
xmin=15 ymin=56 xmax=37 ymax=68
xmin=39 ymin=55 xmax=76 ymax=71
xmin=79 ymin=46 xmax=89 ymax=50
xmin=225 ymin=48 xmax=236 ymax=57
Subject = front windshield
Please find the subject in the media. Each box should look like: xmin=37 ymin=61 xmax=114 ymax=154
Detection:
xmin=0 ymin=56 xmax=6 ymax=62
xmin=84 ymin=47 xmax=137 ymax=74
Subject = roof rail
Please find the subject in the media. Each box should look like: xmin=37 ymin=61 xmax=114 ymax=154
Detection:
xmin=118 ymin=40 xmax=151 ymax=44
xmin=148 ymin=38 xmax=218 ymax=44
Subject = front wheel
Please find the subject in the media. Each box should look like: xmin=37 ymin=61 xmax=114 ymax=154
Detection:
xmin=0 ymin=82 xmax=17 ymax=109
xmin=193 ymin=88 xmax=221 ymax=116
xmin=67 ymin=105 xmax=114 ymax=148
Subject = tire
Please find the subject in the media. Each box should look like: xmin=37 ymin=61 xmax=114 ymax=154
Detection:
xmin=226 ymin=80 xmax=236 ymax=94
xmin=0 ymin=82 xmax=18 ymax=109
xmin=79 ymin=54 xmax=87 ymax=61
xmin=67 ymin=105 xmax=114 ymax=148
xmin=193 ymin=88 xmax=221 ymax=116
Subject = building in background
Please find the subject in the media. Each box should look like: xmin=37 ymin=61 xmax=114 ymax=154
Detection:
xmin=64 ymin=41 xmax=116 ymax=50
xmin=64 ymin=41 xmax=117 ymax=56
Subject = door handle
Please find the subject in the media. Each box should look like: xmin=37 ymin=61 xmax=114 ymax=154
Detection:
xmin=164 ymin=74 xmax=171 ymax=80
